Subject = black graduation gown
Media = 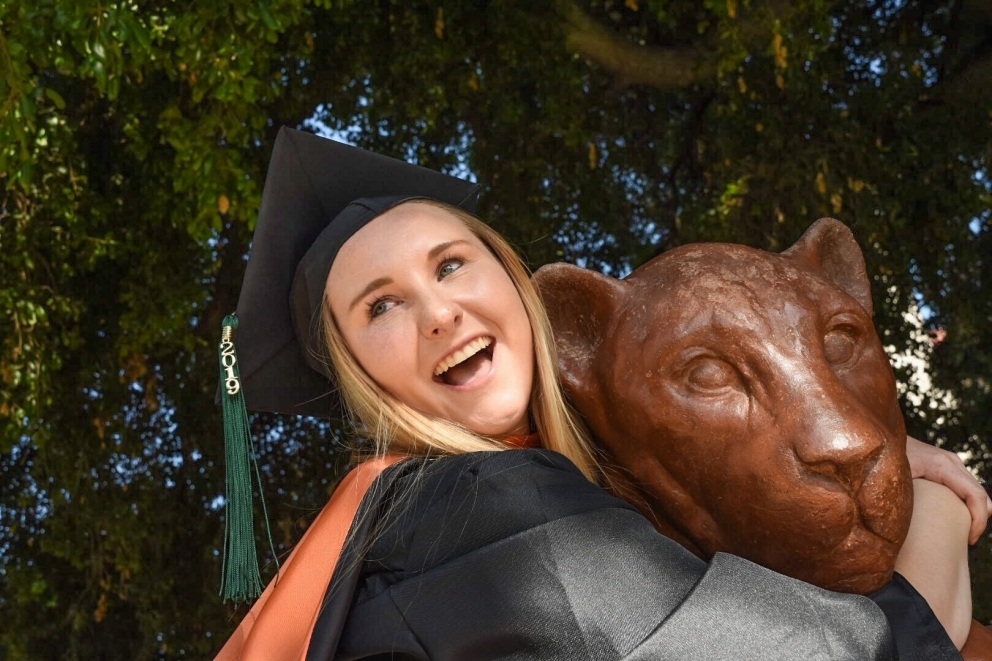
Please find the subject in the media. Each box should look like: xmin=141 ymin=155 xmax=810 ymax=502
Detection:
xmin=306 ymin=449 xmax=959 ymax=660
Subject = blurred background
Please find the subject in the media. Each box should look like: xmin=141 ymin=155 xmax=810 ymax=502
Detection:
xmin=2 ymin=0 xmax=990 ymax=656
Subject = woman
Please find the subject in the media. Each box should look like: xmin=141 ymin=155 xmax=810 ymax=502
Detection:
xmin=218 ymin=127 xmax=985 ymax=659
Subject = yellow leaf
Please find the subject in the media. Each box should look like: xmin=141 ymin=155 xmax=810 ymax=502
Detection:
xmin=94 ymin=593 xmax=109 ymax=623
xmin=625 ymin=0 xmax=639 ymax=10
xmin=145 ymin=377 xmax=160 ymax=413
xmin=773 ymin=33 xmax=788 ymax=70
xmin=847 ymin=177 xmax=866 ymax=193
xmin=588 ymin=142 xmax=598 ymax=170
xmin=728 ymin=0 xmax=738 ymax=19
xmin=755 ymin=122 xmax=764 ymax=133
xmin=122 ymin=353 xmax=148 ymax=381
xmin=434 ymin=8 xmax=445 ymax=39
xmin=831 ymin=192 xmax=843 ymax=214
xmin=218 ymin=194 xmax=230 ymax=215
xmin=468 ymin=72 xmax=479 ymax=92
xmin=815 ymin=171 xmax=827 ymax=195
xmin=775 ymin=72 xmax=785 ymax=89
xmin=737 ymin=76 xmax=747 ymax=94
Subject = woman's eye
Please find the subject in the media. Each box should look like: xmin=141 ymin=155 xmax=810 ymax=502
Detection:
xmin=438 ymin=259 xmax=462 ymax=278
xmin=369 ymin=299 xmax=393 ymax=319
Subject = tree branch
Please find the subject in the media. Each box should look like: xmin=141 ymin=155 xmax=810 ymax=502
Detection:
xmin=925 ymin=0 xmax=992 ymax=114
xmin=559 ymin=2 xmax=708 ymax=89
xmin=938 ymin=48 xmax=992 ymax=108
xmin=558 ymin=1 xmax=801 ymax=91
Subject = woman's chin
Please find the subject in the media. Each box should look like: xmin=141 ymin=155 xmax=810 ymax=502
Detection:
xmin=463 ymin=410 xmax=531 ymax=437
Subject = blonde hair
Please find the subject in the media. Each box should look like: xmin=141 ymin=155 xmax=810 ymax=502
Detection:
xmin=321 ymin=200 xmax=601 ymax=483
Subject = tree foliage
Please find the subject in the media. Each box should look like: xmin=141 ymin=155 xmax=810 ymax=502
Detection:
xmin=1 ymin=0 xmax=990 ymax=655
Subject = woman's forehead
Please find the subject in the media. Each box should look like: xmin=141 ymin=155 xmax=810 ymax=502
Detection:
xmin=326 ymin=203 xmax=483 ymax=299
xmin=347 ymin=201 xmax=475 ymax=250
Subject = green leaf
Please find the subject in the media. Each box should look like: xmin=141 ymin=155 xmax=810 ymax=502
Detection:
xmin=43 ymin=87 xmax=66 ymax=109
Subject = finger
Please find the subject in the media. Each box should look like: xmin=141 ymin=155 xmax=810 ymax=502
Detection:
xmin=965 ymin=491 xmax=990 ymax=545
xmin=935 ymin=465 xmax=988 ymax=544
xmin=935 ymin=459 xmax=979 ymax=497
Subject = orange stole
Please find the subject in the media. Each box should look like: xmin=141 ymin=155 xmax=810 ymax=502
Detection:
xmin=501 ymin=433 xmax=541 ymax=449
xmin=214 ymin=455 xmax=405 ymax=660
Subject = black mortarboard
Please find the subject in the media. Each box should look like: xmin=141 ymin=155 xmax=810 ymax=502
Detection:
xmin=234 ymin=127 xmax=481 ymax=418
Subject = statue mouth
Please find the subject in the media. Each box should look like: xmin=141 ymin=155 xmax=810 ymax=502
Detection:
xmin=852 ymin=462 xmax=913 ymax=548
xmin=854 ymin=494 xmax=908 ymax=547
xmin=797 ymin=450 xmax=910 ymax=549
xmin=817 ymin=524 xmax=901 ymax=593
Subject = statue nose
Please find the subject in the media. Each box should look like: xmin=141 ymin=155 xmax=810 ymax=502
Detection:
xmin=792 ymin=407 xmax=886 ymax=493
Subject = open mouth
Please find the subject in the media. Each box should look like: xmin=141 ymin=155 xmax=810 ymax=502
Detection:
xmin=434 ymin=337 xmax=494 ymax=386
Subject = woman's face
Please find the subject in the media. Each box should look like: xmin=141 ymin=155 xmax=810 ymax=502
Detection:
xmin=327 ymin=202 xmax=534 ymax=436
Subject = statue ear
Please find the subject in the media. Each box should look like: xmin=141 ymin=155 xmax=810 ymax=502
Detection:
xmin=782 ymin=218 xmax=874 ymax=317
xmin=533 ymin=263 xmax=626 ymax=399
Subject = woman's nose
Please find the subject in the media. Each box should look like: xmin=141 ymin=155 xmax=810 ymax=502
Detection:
xmin=420 ymin=295 xmax=461 ymax=338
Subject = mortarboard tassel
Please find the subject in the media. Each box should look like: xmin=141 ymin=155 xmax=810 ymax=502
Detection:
xmin=218 ymin=314 xmax=279 ymax=603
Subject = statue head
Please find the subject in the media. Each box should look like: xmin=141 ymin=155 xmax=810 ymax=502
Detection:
xmin=535 ymin=218 xmax=913 ymax=594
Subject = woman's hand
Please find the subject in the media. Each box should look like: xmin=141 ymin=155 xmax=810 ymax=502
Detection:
xmin=906 ymin=435 xmax=992 ymax=545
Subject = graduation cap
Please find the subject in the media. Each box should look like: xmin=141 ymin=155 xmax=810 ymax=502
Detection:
xmin=217 ymin=127 xmax=480 ymax=602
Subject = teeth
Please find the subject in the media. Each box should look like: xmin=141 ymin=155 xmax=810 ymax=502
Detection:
xmin=434 ymin=337 xmax=492 ymax=376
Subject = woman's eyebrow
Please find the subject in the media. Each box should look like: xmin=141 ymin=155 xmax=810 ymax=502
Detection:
xmin=427 ymin=239 xmax=471 ymax=261
xmin=348 ymin=276 xmax=393 ymax=312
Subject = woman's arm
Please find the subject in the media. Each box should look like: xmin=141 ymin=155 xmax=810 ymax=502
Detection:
xmin=895 ymin=478 xmax=973 ymax=650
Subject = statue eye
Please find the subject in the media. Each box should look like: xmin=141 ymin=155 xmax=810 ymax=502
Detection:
xmin=823 ymin=325 xmax=858 ymax=366
xmin=685 ymin=357 xmax=738 ymax=392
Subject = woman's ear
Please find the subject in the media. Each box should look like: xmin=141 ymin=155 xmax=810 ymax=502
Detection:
xmin=533 ymin=263 xmax=626 ymax=400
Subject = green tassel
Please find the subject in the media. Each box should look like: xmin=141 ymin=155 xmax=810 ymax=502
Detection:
xmin=218 ymin=314 xmax=279 ymax=603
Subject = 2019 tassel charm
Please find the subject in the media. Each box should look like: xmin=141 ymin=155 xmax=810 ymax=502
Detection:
xmin=218 ymin=314 xmax=279 ymax=603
